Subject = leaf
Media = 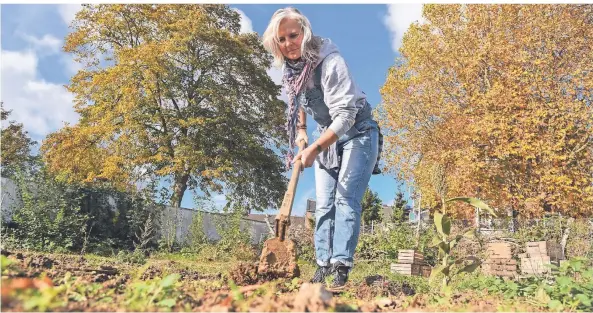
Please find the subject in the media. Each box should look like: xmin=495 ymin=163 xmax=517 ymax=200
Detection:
xmin=575 ymin=294 xmax=591 ymax=306
xmin=430 ymin=265 xmax=444 ymax=280
xmin=547 ymin=300 xmax=563 ymax=311
xmin=442 ymin=214 xmax=451 ymax=236
xmin=438 ymin=242 xmax=450 ymax=254
xmin=434 ymin=212 xmax=451 ymax=236
xmin=157 ymin=299 xmax=176 ymax=308
xmin=462 ymin=228 xmax=476 ymax=239
xmin=450 ymin=235 xmax=463 ymax=250
xmin=430 ymin=235 xmax=443 ymax=247
xmin=457 ymin=260 xmax=481 ymax=274
xmin=159 ymin=274 xmax=179 ymax=288
xmin=446 ymin=197 xmax=496 ymax=217
xmin=434 ymin=212 xmax=444 ymax=236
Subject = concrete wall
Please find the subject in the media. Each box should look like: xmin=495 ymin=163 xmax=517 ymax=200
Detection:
xmin=159 ymin=206 xmax=272 ymax=245
xmin=1 ymin=177 xmax=21 ymax=223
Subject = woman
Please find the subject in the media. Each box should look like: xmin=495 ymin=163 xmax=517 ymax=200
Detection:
xmin=262 ymin=7 xmax=381 ymax=290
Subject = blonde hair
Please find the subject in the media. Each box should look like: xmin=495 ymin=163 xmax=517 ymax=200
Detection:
xmin=262 ymin=7 xmax=322 ymax=67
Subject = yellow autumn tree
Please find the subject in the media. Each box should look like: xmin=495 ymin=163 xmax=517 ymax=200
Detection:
xmin=41 ymin=4 xmax=288 ymax=208
xmin=378 ymin=4 xmax=593 ymax=218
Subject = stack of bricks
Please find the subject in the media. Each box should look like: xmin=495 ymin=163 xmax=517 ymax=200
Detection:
xmin=391 ymin=250 xmax=431 ymax=277
xmin=482 ymin=242 xmax=517 ymax=278
xmin=520 ymin=241 xmax=564 ymax=275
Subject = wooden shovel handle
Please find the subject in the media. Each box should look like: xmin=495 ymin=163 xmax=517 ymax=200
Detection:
xmin=277 ymin=139 xmax=307 ymax=222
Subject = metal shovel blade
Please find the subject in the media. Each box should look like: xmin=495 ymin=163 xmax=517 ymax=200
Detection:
xmin=257 ymin=237 xmax=299 ymax=278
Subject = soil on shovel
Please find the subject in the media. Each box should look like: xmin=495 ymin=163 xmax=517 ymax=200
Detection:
xmin=257 ymin=237 xmax=299 ymax=280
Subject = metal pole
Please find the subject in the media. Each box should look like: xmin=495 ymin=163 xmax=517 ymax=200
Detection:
xmin=416 ymin=191 xmax=421 ymax=240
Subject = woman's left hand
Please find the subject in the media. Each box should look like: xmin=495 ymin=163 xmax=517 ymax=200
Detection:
xmin=292 ymin=144 xmax=320 ymax=168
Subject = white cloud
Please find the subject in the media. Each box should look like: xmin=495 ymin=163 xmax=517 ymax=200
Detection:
xmin=233 ymin=8 xmax=254 ymax=34
xmin=61 ymin=54 xmax=83 ymax=76
xmin=383 ymin=4 xmax=425 ymax=53
xmin=19 ymin=33 xmax=62 ymax=54
xmin=267 ymin=66 xmax=288 ymax=102
xmin=57 ymin=4 xmax=82 ymax=26
xmin=232 ymin=8 xmax=287 ymax=104
xmin=1 ymin=49 xmax=79 ymax=140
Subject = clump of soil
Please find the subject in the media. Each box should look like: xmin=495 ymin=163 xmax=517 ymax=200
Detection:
xmin=228 ymin=259 xmax=303 ymax=287
xmin=25 ymin=255 xmax=54 ymax=269
xmin=140 ymin=264 xmax=163 ymax=280
xmin=356 ymin=275 xmax=416 ymax=300
xmin=228 ymin=262 xmax=260 ymax=285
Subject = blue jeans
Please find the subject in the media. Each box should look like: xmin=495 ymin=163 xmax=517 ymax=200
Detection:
xmin=313 ymin=120 xmax=379 ymax=268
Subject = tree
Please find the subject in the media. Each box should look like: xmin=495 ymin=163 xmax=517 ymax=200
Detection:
xmin=361 ymin=187 xmax=383 ymax=226
xmin=390 ymin=191 xmax=409 ymax=224
xmin=41 ymin=4 xmax=288 ymax=209
xmin=1 ymin=103 xmax=36 ymax=177
xmin=378 ymin=4 xmax=593 ymax=218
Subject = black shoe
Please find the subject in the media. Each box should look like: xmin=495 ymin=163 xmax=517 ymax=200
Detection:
xmin=310 ymin=265 xmax=331 ymax=283
xmin=329 ymin=261 xmax=350 ymax=290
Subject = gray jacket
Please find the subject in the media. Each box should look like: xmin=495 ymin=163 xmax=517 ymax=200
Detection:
xmin=295 ymin=38 xmax=382 ymax=172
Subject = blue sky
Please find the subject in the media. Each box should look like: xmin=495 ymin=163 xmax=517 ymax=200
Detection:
xmin=1 ymin=4 xmax=424 ymax=216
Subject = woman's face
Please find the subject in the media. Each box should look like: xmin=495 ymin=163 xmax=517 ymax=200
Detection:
xmin=277 ymin=18 xmax=303 ymax=61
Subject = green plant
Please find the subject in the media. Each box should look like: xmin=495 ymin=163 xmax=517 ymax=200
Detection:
xmin=539 ymin=258 xmax=592 ymax=311
xmin=124 ymin=274 xmax=181 ymax=311
xmin=429 ymin=197 xmax=496 ymax=292
xmin=186 ymin=210 xmax=209 ymax=253
xmin=355 ymin=223 xmax=416 ymax=261
xmin=9 ymin=168 xmax=89 ymax=252
xmin=478 ymin=258 xmax=592 ymax=311
xmin=116 ymin=249 xmax=147 ymax=265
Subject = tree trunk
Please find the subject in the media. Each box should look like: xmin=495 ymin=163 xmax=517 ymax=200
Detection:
xmin=171 ymin=173 xmax=189 ymax=208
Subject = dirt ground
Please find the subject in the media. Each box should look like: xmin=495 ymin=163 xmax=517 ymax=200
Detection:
xmin=1 ymin=250 xmax=541 ymax=312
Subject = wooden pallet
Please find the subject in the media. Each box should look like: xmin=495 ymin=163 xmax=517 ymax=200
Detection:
xmin=420 ymin=265 xmax=432 ymax=278
xmin=525 ymin=241 xmax=563 ymax=261
xmin=486 ymin=242 xmax=512 ymax=259
xmin=520 ymin=256 xmax=554 ymax=274
xmin=482 ymin=258 xmax=517 ymax=277
xmin=484 ymin=259 xmax=517 ymax=266
xmin=398 ymin=250 xmax=424 ymax=264
xmin=483 ymin=269 xmax=517 ymax=277
xmin=391 ymin=263 xmax=421 ymax=276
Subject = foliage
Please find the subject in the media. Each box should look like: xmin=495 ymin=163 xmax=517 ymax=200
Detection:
xmin=124 ymin=274 xmax=181 ymax=310
xmin=474 ymin=258 xmax=593 ymax=311
xmin=185 ymin=210 xmax=209 ymax=253
xmin=355 ymin=223 xmax=416 ymax=261
xmin=7 ymin=167 xmax=89 ymax=252
xmin=3 ymin=156 xmax=159 ymax=254
xmin=41 ymin=4 xmax=288 ymax=208
xmin=116 ymin=249 xmax=147 ymax=265
xmin=213 ymin=208 xmax=253 ymax=256
xmin=389 ymin=191 xmax=410 ymax=224
xmin=177 ymin=207 xmax=257 ymax=261
xmin=289 ymin=225 xmax=315 ymax=264
xmin=565 ymin=219 xmax=593 ymax=259
xmin=361 ymin=187 xmax=383 ymax=226
xmin=378 ymin=4 xmax=593 ymax=217
xmin=429 ymin=197 xmax=495 ymax=291
xmin=0 ymin=104 xmax=36 ymax=177
xmin=86 ymin=184 xmax=160 ymax=254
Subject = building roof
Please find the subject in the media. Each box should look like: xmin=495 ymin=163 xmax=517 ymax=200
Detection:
xmin=243 ymin=213 xmax=307 ymax=228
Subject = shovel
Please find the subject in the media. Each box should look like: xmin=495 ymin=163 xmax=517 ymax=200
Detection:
xmin=257 ymin=139 xmax=307 ymax=278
